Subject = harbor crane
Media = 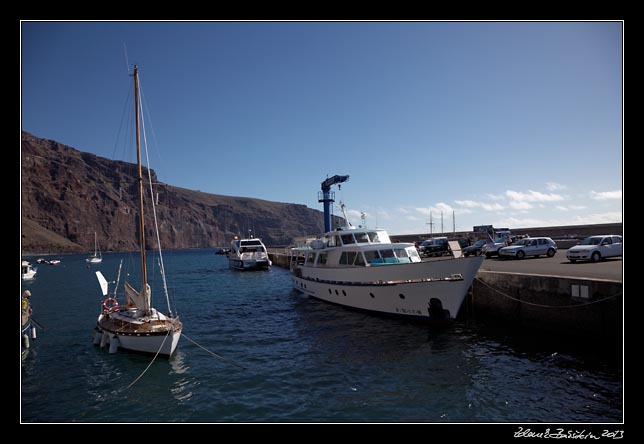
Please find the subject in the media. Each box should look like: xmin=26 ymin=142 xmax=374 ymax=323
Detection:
xmin=318 ymin=175 xmax=349 ymax=233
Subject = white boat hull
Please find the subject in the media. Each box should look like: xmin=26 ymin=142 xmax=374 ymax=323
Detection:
xmin=96 ymin=314 xmax=182 ymax=357
xmin=22 ymin=270 xmax=37 ymax=280
xmin=86 ymin=257 xmax=102 ymax=264
xmin=291 ymin=256 xmax=483 ymax=320
xmin=228 ymin=257 xmax=271 ymax=271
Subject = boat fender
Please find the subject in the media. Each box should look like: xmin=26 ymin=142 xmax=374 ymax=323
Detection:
xmin=31 ymin=326 xmax=37 ymax=340
xmin=93 ymin=331 xmax=103 ymax=345
xmin=102 ymin=297 xmax=119 ymax=312
xmin=23 ymin=334 xmax=30 ymax=349
xmin=108 ymin=335 xmax=119 ymax=354
xmin=100 ymin=332 xmax=109 ymax=348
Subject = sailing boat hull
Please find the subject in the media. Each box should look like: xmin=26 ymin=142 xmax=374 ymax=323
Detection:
xmin=86 ymin=257 xmax=102 ymax=264
xmin=96 ymin=312 xmax=182 ymax=357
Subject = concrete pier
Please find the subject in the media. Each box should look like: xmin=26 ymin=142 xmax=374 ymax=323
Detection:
xmin=472 ymin=271 xmax=622 ymax=339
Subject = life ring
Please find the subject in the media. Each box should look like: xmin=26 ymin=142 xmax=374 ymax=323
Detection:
xmin=102 ymin=297 xmax=119 ymax=312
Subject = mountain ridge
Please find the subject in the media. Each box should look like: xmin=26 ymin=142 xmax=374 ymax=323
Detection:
xmin=21 ymin=131 xmax=336 ymax=254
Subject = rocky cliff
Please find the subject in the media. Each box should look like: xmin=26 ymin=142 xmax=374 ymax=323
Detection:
xmin=21 ymin=132 xmax=337 ymax=253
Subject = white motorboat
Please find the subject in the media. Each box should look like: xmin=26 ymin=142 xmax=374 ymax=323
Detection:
xmin=93 ymin=65 xmax=182 ymax=357
xmin=288 ymin=175 xmax=484 ymax=321
xmin=21 ymin=261 xmax=37 ymax=280
xmin=228 ymin=232 xmax=272 ymax=271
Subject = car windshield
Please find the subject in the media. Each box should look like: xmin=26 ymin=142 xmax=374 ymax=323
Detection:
xmin=579 ymin=237 xmax=603 ymax=246
xmin=512 ymin=239 xmax=527 ymax=246
xmin=472 ymin=240 xmax=485 ymax=247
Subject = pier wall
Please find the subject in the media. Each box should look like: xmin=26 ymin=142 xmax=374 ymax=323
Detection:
xmin=472 ymin=271 xmax=622 ymax=339
xmin=269 ymin=251 xmax=290 ymax=268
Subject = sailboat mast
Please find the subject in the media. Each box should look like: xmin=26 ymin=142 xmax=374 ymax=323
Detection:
xmin=134 ymin=65 xmax=148 ymax=292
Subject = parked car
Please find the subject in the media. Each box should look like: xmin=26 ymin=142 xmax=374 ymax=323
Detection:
xmin=418 ymin=237 xmax=449 ymax=257
xmin=462 ymin=239 xmax=486 ymax=257
xmin=498 ymin=237 xmax=557 ymax=259
xmin=482 ymin=237 xmax=511 ymax=258
xmin=566 ymin=235 xmax=622 ymax=263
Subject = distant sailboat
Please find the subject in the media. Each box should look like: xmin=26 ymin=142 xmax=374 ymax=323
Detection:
xmin=86 ymin=232 xmax=103 ymax=263
xmin=92 ymin=65 xmax=182 ymax=357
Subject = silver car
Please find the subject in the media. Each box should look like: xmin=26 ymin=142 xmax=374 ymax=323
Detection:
xmin=566 ymin=235 xmax=622 ymax=263
xmin=498 ymin=237 xmax=557 ymax=259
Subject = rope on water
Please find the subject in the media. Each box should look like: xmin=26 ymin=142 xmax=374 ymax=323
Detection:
xmin=127 ymin=329 xmax=171 ymax=389
xmin=474 ymin=277 xmax=622 ymax=309
xmin=181 ymin=333 xmax=248 ymax=370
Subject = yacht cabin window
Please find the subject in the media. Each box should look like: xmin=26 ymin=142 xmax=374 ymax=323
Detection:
xmin=364 ymin=250 xmax=381 ymax=264
xmin=326 ymin=235 xmax=340 ymax=247
xmin=340 ymin=234 xmax=356 ymax=245
xmin=339 ymin=251 xmax=366 ymax=266
xmin=306 ymin=251 xmax=316 ymax=264
xmin=354 ymin=232 xmax=370 ymax=243
xmin=317 ymin=252 xmax=328 ymax=266
xmin=354 ymin=252 xmax=366 ymax=266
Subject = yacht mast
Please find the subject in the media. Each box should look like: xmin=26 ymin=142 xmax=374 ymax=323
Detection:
xmin=133 ymin=65 xmax=148 ymax=302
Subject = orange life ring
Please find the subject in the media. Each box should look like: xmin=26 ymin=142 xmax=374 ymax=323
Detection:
xmin=102 ymin=297 xmax=119 ymax=312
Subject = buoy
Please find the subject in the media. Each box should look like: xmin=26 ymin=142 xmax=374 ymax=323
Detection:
xmin=93 ymin=331 xmax=102 ymax=345
xmin=100 ymin=332 xmax=109 ymax=348
xmin=31 ymin=326 xmax=37 ymax=340
xmin=23 ymin=334 xmax=30 ymax=349
xmin=108 ymin=335 xmax=119 ymax=354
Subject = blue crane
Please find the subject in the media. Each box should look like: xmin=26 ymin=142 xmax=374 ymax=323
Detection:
xmin=318 ymin=175 xmax=350 ymax=233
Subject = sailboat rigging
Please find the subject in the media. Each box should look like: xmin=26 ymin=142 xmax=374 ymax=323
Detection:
xmin=86 ymin=231 xmax=102 ymax=263
xmin=93 ymin=65 xmax=182 ymax=357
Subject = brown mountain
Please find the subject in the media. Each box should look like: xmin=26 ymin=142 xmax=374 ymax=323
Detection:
xmin=21 ymin=131 xmax=337 ymax=254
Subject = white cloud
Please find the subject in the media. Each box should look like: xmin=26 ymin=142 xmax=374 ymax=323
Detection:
xmin=486 ymin=193 xmax=504 ymax=201
xmin=506 ymin=190 xmax=565 ymax=203
xmin=556 ymin=205 xmax=587 ymax=211
xmin=568 ymin=211 xmax=622 ymax=225
xmin=590 ymin=190 xmax=622 ymax=200
xmin=455 ymin=199 xmax=504 ymax=211
xmin=494 ymin=211 xmax=622 ymax=229
xmin=494 ymin=216 xmax=550 ymax=228
xmin=546 ymin=182 xmax=566 ymax=191
xmin=508 ymin=200 xmax=533 ymax=210
xmin=416 ymin=202 xmax=455 ymax=216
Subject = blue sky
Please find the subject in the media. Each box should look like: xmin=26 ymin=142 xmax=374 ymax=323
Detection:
xmin=21 ymin=21 xmax=623 ymax=235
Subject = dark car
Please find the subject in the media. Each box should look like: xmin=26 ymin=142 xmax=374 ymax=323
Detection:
xmin=462 ymin=239 xmax=486 ymax=257
xmin=419 ymin=237 xmax=449 ymax=257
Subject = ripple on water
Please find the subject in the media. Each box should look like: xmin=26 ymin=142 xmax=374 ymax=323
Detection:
xmin=21 ymin=250 xmax=622 ymax=422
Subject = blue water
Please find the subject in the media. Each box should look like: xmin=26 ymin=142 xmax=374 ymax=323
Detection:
xmin=21 ymin=249 xmax=622 ymax=423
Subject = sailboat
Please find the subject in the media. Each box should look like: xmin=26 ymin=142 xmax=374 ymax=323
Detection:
xmin=93 ymin=65 xmax=182 ymax=357
xmin=86 ymin=232 xmax=103 ymax=263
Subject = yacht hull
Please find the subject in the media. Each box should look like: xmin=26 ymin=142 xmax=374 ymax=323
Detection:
xmin=228 ymin=258 xmax=271 ymax=271
xmin=291 ymin=256 xmax=483 ymax=320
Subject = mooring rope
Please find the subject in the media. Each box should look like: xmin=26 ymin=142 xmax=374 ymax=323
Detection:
xmin=127 ymin=328 xmax=171 ymax=389
xmin=474 ymin=277 xmax=622 ymax=309
xmin=181 ymin=333 xmax=248 ymax=370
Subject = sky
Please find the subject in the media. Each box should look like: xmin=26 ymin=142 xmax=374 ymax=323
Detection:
xmin=21 ymin=21 xmax=623 ymax=235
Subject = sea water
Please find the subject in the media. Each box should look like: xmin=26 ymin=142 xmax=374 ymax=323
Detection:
xmin=20 ymin=249 xmax=622 ymax=423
